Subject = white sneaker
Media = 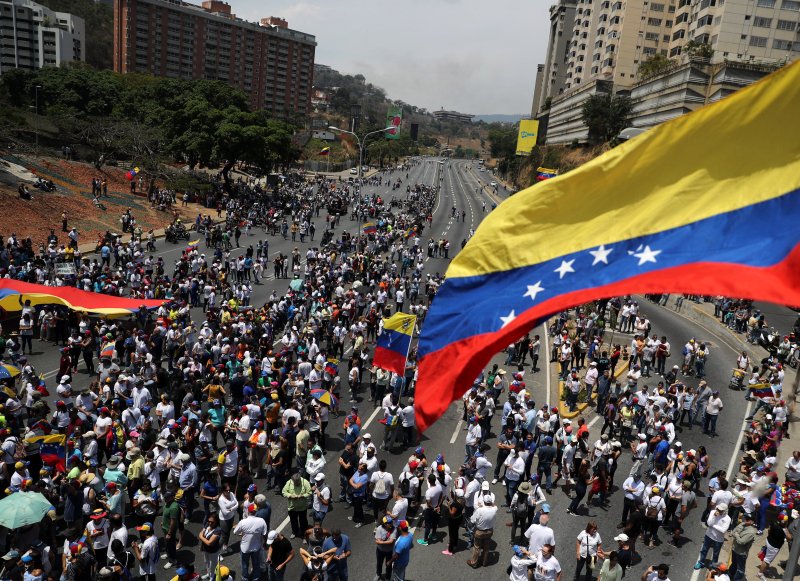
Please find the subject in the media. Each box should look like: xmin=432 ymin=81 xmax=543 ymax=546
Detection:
xmin=164 ymin=562 xmax=173 ymax=570
xmin=491 ymin=478 xmax=498 ymax=485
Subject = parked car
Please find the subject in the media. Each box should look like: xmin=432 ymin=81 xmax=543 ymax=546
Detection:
xmin=349 ymin=168 xmax=358 ymax=175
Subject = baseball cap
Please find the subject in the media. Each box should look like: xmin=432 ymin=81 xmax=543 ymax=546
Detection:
xmin=614 ymin=533 xmax=629 ymax=542
xmin=2 ymin=550 xmax=19 ymax=560
xmin=175 ymin=566 xmax=189 ymax=575
xmin=315 ymin=473 xmax=325 ymax=482
xmin=136 ymin=522 xmax=153 ymax=532
xmin=481 ymin=481 xmax=490 ymax=490
xmin=266 ymin=531 xmax=278 ymax=545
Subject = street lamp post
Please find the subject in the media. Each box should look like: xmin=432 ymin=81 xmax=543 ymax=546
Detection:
xmin=328 ymin=125 xmax=396 ymax=181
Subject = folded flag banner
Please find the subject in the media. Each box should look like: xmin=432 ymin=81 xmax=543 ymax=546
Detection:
xmin=748 ymin=383 xmax=774 ymax=399
xmin=187 ymin=240 xmax=200 ymax=248
xmin=0 ymin=280 xmax=162 ymax=317
xmin=374 ymin=312 xmax=416 ymax=375
xmin=363 ymin=222 xmax=377 ymax=235
xmin=324 ymin=359 xmax=339 ymax=376
xmin=319 ymin=147 xmax=330 ymax=156
xmin=414 ymin=62 xmax=800 ymax=434
xmin=28 ymin=434 xmax=66 ymax=473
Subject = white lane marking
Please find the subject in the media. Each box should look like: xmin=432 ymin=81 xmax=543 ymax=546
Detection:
xmin=274 ymin=515 xmax=290 ymax=534
xmin=543 ymin=323 xmax=551 ymax=407
xmin=588 ymin=415 xmax=600 ymax=428
xmin=450 ymin=419 xmax=463 ymax=444
xmin=361 ymin=405 xmax=383 ymax=430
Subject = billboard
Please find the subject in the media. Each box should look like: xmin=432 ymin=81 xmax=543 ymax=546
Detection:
xmin=515 ymin=119 xmax=539 ymax=155
xmin=385 ymin=105 xmax=402 ymax=140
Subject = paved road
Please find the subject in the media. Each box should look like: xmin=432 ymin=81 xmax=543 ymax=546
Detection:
xmin=15 ymin=159 xmax=784 ymax=581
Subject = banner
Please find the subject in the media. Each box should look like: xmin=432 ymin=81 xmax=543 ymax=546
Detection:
xmin=515 ymin=119 xmax=539 ymax=155
xmin=385 ymin=105 xmax=402 ymax=140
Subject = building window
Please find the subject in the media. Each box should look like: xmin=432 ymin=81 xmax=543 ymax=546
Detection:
xmin=648 ymin=17 xmax=662 ymax=25
xmin=773 ymin=38 xmax=794 ymax=49
xmin=645 ymin=31 xmax=660 ymax=40
xmin=756 ymin=0 xmax=775 ymax=6
xmin=643 ymin=46 xmax=657 ymax=55
xmin=749 ymin=35 xmax=768 ymax=47
xmin=753 ymin=16 xmax=773 ymax=27
xmin=670 ymin=46 xmax=682 ymax=56
xmin=777 ymin=19 xmax=797 ymax=30
xmin=651 ymin=3 xmax=665 ymax=11
xmin=781 ymin=0 xmax=800 ymax=9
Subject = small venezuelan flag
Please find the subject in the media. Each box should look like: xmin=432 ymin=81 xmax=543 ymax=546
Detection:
xmin=374 ymin=312 xmax=416 ymax=375
xmin=748 ymin=383 xmax=774 ymax=399
xmin=363 ymin=222 xmax=377 ymax=235
xmin=319 ymin=147 xmax=330 ymax=156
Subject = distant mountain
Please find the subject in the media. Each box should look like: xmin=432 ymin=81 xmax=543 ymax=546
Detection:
xmin=474 ymin=114 xmax=526 ymax=124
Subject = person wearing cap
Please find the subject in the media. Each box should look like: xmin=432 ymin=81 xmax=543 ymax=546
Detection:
xmin=374 ymin=515 xmax=396 ymax=579
xmin=508 ymin=544 xmax=536 ymax=581
xmin=467 ymin=485 xmax=497 ymax=568
xmin=131 ymin=522 xmax=159 ymax=581
xmin=388 ymin=519 xmax=413 ymax=581
xmin=84 ymin=508 xmax=110 ymax=567
xmin=265 ymin=529 xmax=294 ymax=580
xmin=233 ymin=502 xmax=268 ymax=581
xmin=705 ymin=563 xmax=730 ymax=581
xmin=694 ymin=503 xmax=731 ymax=570
xmin=160 ymin=490 xmax=181 ymax=569
xmin=728 ymin=512 xmax=756 ymax=581
xmin=311 ymin=472 xmax=331 ymax=523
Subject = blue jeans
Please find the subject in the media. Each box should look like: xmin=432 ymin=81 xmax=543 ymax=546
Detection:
xmin=505 ymin=478 xmax=520 ymax=506
xmin=703 ymin=413 xmax=718 ymax=434
xmin=536 ymin=464 xmax=552 ymax=490
xmin=312 ymin=509 xmax=327 ymax=523
xmin=241 ymin=550 xmax=261 ymax=581
xmin=697 ymin=534 xmax=723 ymax=566
xmin=391 ymin=564 xmax=407 ymax=581
xmin=730 ymin=551 xmax=747 ymax=581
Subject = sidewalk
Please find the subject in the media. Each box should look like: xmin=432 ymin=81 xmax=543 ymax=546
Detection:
xmin=648 ymin=296 xmax=798 ymax=580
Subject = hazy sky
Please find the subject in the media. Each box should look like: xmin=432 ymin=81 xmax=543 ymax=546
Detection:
xmin=234 ymin=0 xmax=549 ymax=115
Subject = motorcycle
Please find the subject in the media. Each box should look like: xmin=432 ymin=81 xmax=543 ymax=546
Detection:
xmin=754 ymin=327 xmax=780 ymax=355
xmin=165 ymin=223 xmax=190 ymax=243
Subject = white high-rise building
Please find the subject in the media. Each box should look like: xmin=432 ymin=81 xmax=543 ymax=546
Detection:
xmin=0 ymin=0 xmax=85 ymax=73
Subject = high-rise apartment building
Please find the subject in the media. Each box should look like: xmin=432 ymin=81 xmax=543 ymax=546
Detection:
xmin=538 ymin=0 xmax=799 ymax=143
xmin=0 ymin=0 xmax=85 ymax=73
xmin=113 ymin=0 xmax=316 ymax=116
xmin=534 ymin=0 xmax=578 ymax=115
xmin=669 ymin=0 xmax=800 ymax=62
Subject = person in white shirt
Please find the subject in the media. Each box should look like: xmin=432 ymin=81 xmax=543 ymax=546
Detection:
xmin=703 ymin=391 xmax=724 ymax=436
xmin=533 ymin=543 xmax=561 ymax=581
xmin=575 ymin=521 xmax=603 ymax=581
xmin=233 ymin=505 xmax=268 ymax=579
xmin=524 ymin=513 xmax=556 ymax=556
xmin=620 ymin=473 xmax=645 ymax=526
xmin=694 ymin=504 xmax=731 ymax=570
xmin=388 ymin=488 xmax=409 ymax=523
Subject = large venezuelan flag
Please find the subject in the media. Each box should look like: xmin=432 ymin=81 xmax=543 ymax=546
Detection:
xmin=414 ymin=62 xmax=800 ymax=433
xmin=0 ymin=280 xmax=162 ymax=317
xmin=374 ymin=312 xmax=416 ymax=375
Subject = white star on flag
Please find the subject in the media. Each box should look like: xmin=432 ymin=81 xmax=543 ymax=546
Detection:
xmin=632 ymin=245 xmax=662 ymax=265
xmin=589 ymin=244 xmax=613 ymax=265
xmin=500 ymin=310 xmax=517 ymax=328
xmin=523 ymin=281 xmax=545 ymax=301
xmin=554 ymin=259 xmax=575 ymax=279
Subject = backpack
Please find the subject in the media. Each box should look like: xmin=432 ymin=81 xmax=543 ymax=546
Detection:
xmin=373 ymin=474 xmax=388 ymax=496
xmin=645 ymin=498 xmax=660 ymax=519
xmin=513 ymin=495 xmax=528 ymax=517
xmin=400 ymin=473 xmax=411 ymax=496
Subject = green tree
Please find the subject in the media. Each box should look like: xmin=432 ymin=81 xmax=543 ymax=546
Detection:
xmin=581 ymin=93 xmax=633 ymax=144
xmin=637 ymin=53 xmax=673 ymax=78
xmin=685 ymin=40 xmax=714 ymax=59
xmin=487 ymin=124 xmax=518 ymax=159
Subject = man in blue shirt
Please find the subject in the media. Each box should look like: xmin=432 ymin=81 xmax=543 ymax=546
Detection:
xmin=390 ymin=520 xmax=413 ymax=581
xmin=653 ymin=434 xmax=670 ymax=470
xmin=321 ymin=528 xmax=351 ymax=581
